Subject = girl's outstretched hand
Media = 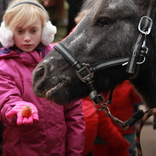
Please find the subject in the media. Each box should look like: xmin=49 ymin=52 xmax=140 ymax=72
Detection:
xmin=5 ymin=103 xmax=39 ymax=126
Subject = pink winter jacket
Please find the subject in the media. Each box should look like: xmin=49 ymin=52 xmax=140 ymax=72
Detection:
xmin=0 ymin=45 xmax=85 ymax=156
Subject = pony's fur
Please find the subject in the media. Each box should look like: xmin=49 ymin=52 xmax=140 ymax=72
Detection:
xmin=33 ymin=0 xmax=156 ymax=108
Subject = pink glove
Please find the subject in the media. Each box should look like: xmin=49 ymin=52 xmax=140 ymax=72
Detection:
xmin=5 ymin=103 xmax=39 ymax=126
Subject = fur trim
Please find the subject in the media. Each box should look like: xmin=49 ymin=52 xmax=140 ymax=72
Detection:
xmin=0 ymin=21 xmax=14 ymax=48
xmin=41 ymin=21 xmax=57 ymax=46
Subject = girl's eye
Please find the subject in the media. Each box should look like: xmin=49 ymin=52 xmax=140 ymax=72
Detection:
xmin=32 ymin=29 xmax=37 ymax=33
xmin=17 ymin=30 xmax=23 ymax=33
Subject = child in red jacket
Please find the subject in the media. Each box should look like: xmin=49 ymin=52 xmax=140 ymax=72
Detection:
xmin=82 ymin=80 xmax=142 ymax=156
xmin=106 ymin=80 xmax=142 ymax=156
xmin=82 ymin=97 xmax=130 ymax=156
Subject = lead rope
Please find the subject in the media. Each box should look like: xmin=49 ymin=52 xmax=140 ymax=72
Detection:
xmin=94 ymin=98 xmax=145 ymax=130
xmin=94 ymin=100 xmax=156 ymax=156
xmin=135 ymin=108 xmax=156 ymax=156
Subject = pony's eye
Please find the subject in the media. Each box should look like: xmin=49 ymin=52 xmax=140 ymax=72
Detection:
xmin=96 ymin=17 xmax=111 ymax=26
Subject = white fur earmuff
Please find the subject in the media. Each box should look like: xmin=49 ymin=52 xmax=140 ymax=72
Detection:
xmin=0 ymin=21 xmax=14 ymax=48
xmin=0 ymin=21 xmax=57 ymax=48
xmin=41 ymin=21 xmax=57 ymax=46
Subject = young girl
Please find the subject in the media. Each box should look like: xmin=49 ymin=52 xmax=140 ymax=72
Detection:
xmin=0 ymin=0 xmax=85 ymax=155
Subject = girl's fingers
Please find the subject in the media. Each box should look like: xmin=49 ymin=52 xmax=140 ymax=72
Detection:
xmin=23 ymin=116 xmax=33 ymax=125
xmin=17 ymin=113 xmax=23 ymax=126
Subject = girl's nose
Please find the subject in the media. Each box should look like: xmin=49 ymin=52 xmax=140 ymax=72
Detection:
xmin=24 ymin=36 xmax=31 ymax=42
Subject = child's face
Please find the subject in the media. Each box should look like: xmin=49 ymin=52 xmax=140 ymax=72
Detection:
xmin=13 ymin=18 xmax=42 ymax=52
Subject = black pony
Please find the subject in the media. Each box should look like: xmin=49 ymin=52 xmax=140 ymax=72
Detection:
xmin=32 ymin=0 xmax=156 ymax=110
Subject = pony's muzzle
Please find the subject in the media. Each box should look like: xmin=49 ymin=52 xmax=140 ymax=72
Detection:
xmin=32 ymin=64 xmax=48 ymax=97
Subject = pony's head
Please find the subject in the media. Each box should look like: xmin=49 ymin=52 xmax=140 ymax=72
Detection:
xmin=32 ymin=0 xmax=156 ymax=107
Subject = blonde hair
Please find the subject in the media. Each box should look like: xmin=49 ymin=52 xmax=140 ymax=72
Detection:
xmin=3 ymin=0 xmax=49 ymax=30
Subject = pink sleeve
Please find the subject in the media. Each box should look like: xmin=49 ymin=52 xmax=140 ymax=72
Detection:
xmin=0 ymin=70 xmax=35 ymax=125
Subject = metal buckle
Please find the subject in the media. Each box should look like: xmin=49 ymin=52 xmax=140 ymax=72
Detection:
xmin=90 ymin=91 xmax=105 ymax=105
xmin=138 ymin=16 xmax=153 ymax=35
xmin=76 ymin=63 xmax=94 ymax=83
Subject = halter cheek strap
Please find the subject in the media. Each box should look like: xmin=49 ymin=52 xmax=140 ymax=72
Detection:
xmin=126 ymin=0 xmax=155 ymax=78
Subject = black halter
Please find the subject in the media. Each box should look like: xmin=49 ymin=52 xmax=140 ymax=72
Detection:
xmin=53 ymin=0 xmax=155 ymax=128
xmin=54 ymin=43 xmax=129 ymax=104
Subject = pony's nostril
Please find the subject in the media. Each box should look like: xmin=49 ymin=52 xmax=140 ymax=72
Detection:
xmin=38 ymin=66 xmax=45 ymax=77
xmin=33 ymin=66 xmax=45 ymax=83
xmin=32 ymin=65 xmax=47 ymax=96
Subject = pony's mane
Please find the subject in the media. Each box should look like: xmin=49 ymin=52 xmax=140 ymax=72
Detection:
xmin=81 ymin=0 xmax=104 ymax=12
xmin=81 ymin=0 xmax=105 ymax=23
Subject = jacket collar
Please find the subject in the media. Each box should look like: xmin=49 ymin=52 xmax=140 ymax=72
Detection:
xmin=0 ymin=45 xmax=45 ymax=66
